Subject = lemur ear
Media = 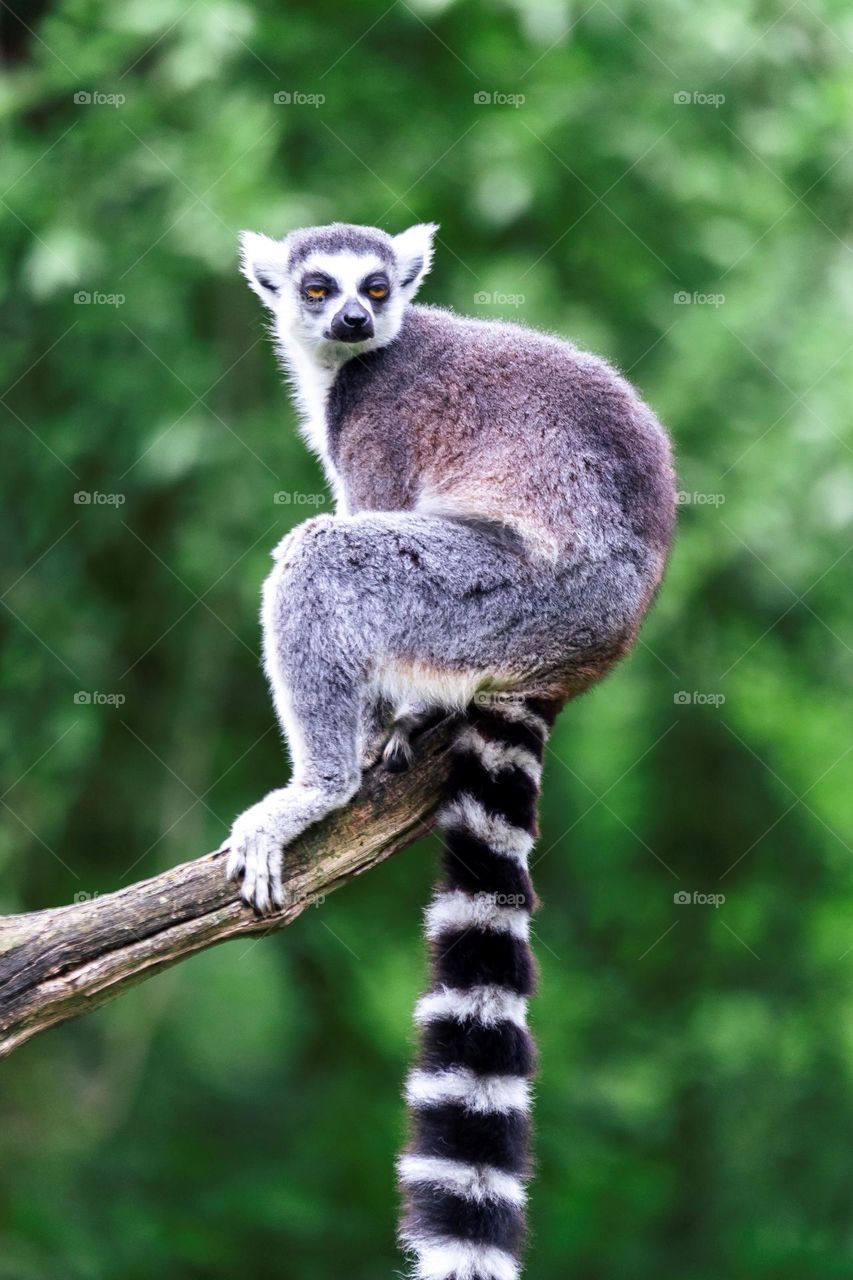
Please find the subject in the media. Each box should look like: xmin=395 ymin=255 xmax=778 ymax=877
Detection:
xmin=239 ymin=231 xmax=290 ymax=308
xmin=393 ymin=223 xmax=438 ymax=296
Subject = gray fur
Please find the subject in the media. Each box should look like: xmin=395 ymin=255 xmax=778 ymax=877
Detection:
xmin=224 ymin=222 xmax=676 ymax=912
xmin=285 ymin=223 xmax=396 ymax=270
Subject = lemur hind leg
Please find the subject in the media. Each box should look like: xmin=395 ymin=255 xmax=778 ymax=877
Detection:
xmin=225 ymin=512 xmax=548 ymax=913
xmin=359 ymin=694 xmax=396 ymax=770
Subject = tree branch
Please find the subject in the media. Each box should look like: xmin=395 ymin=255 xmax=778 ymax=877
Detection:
xmin=0 ymin=722 xmax=454 ymax=1060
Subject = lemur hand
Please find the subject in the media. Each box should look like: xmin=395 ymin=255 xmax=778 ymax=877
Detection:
xmin=222 ymin=789 xmax=292 ymax=914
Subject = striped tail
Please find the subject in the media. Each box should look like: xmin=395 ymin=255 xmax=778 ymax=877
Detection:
xmin=398 ymin=695 xmax=557 ymax=1280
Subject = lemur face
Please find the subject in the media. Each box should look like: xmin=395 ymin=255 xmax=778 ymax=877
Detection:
xmin=240 ymin=222 xmax=437 ymax=362
xmin=293 ymin=249 xmax=390 ymax=347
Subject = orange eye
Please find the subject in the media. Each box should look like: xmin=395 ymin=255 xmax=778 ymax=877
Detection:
xmin=305 ymin=286 xmax=327 ymax=300
xmin=368 ymin=285 xmax=388 ymax=300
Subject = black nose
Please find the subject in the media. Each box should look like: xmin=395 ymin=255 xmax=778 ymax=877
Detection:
xmin=342 ymin=309 xmax=368 ymax=330
xmin=331 ymin=302 xmax=374 ymax=342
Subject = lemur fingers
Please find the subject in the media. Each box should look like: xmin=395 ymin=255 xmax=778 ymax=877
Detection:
xmin=240 ymin=834 xmax=281 ymax=915
xmin=224 ymin=791 xmax=290 ymax=914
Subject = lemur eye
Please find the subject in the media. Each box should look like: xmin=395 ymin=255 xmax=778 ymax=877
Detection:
xmin=305 ymin=286 xmax=328 ymax=300
xmin=367 ymin=285 xmax=388 ymax=300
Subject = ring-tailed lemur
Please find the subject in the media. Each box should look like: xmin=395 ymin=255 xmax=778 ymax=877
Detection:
xmin=225 ymin=221 xmax=675 ymax=1280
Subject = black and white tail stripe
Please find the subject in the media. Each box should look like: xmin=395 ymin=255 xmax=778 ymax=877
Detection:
xmin=398 ymin=696 xmax=557 ymax=1280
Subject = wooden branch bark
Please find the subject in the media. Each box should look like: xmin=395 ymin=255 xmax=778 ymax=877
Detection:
xmin=0 ymin=722 xmax=454 ymax=1060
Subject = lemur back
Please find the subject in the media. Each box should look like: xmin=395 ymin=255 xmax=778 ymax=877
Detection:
xmin=225 ymin=221 xmax=676 ymax=1280
xmin=328 ymin=305 xmax=673 ymax=569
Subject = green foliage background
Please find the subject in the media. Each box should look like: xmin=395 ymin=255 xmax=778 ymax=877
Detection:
xmin=1 ymin=1 xmax=852 ymax=1276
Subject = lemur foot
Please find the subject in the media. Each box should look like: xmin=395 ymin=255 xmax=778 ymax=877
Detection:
xmin=381 ymin=709 xmax=450 ymax=772
xmin=223 ymin=790 xmax=292 ymax=914
xmin=382 ymin=730 xmax=415 ymax=773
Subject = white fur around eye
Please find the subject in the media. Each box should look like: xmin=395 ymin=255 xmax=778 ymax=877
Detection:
xmin=298 ymin=249 xmax=386 ymax=304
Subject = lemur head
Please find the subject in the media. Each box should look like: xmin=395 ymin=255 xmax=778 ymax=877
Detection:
xmin=239 ymin=221 xmax=438 ymax=363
